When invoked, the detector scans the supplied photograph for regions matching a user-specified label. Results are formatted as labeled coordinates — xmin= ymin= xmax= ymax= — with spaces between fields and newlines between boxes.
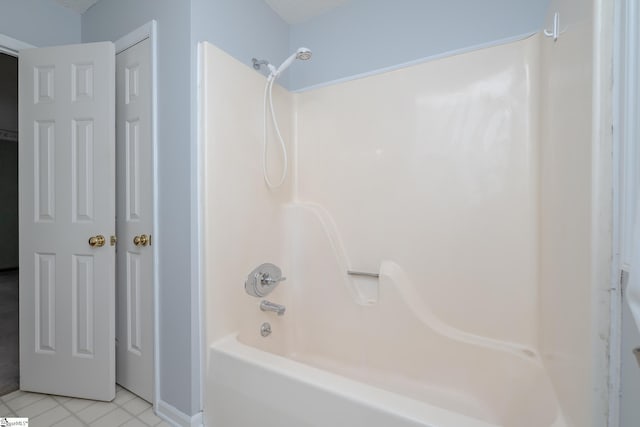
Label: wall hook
xmin=544 ymin=12 xmax=561 ymax=42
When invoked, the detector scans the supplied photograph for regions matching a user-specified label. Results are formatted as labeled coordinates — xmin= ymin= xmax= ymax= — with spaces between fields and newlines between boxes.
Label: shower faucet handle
xmin=245 ymin=263 xmax=286 ymax=298
xmin=260 ymin=273 xmax=286 ymax=285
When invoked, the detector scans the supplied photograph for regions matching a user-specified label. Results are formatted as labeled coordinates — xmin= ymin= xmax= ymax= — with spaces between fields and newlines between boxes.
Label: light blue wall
xmin=191 ymin=0 xmax=289 ymax=85
xmin=0 ymin=0 xmax=80 ymax=46
xmin=289 ymin=0 xmax=550 ymax=90
xmin=81 ymin=0 xmax=196 ymax=416
xmin=188 ymin=0 xmax=550 ymax=91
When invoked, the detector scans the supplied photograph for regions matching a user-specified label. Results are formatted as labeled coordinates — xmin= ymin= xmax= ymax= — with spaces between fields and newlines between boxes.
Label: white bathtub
xmin=208 ymin=335 xmax=497 ymax=427
xmin=207 ymin=327 xmax=563 ymax=427
xmin=206 ymin=282 xmax=565 ymax=427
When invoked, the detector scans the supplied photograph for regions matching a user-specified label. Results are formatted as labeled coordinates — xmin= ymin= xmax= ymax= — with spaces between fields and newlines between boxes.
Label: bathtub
xmin=207 ymin=324 xmax=563 ymax=427
xmin=206 ymin=265 xmax=565 ymax=426
xmin=204 ymin=204 xmax=566 ymax=427
xmin=208 ymin=334 xmax=497 ymax=427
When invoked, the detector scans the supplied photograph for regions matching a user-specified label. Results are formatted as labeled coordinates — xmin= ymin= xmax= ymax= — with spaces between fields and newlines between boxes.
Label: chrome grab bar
xmin=347 ymin=270 xmax=379 ymax=278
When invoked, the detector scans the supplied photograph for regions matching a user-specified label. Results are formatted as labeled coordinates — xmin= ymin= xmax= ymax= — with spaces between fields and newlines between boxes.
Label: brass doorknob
xmin=133 ymin=234 xmax=148 ymax=247
xmin=88 ymin=235 xmax=106 ymax=248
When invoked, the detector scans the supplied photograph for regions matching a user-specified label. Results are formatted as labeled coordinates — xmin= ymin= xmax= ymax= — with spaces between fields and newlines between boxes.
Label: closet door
xmin=19 ymin=42 xmax=116 ymax=401
xmin=116 ymin=37 xmax=154 ymax=403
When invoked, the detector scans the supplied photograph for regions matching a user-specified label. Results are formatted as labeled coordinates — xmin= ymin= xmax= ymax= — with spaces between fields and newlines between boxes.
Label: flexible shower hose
xmin=262 ymin=75 xmax=288 ymax=188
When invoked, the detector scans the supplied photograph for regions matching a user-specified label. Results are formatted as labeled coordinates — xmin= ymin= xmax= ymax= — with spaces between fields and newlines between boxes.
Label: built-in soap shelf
xmin=346 ymin=269 xmax=379 ymax=305
xmin=288 ymin=202 xmax=381 ymax=306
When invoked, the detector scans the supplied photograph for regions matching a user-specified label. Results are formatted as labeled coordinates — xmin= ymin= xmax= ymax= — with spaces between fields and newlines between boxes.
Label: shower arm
xmin=252 ymin=58 xmax=269 ymax=70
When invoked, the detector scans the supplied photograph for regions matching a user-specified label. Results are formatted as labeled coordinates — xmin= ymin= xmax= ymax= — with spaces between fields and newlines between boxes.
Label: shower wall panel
xmin=200 ymin=43 xmax=294 ymax=345
xmin=538 ymin=0 xmax=610 ymax=425
xmin=295 ymin=36 xmax=540 ymax=349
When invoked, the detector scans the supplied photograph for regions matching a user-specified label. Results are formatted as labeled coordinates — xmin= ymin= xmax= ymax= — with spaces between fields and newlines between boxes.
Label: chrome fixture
xmin=270 ymin=47 xmax=312 ymax=79
xmin=347 ymin=270 xmax=379 ymax=278
xmin=295 ymin=48 xmax=312 ymax=61
xmin=245 ymin=263 xmax=286 ymax=297
xmin=260 ymin=322 xmax=272 ymax=337
xmin=252 ymin=58 xmax=270 ymax=70
xmin=260 ymin=300 xmax=286 ymax=316
xmin=252 ymin=47 xmax=312 ymax=79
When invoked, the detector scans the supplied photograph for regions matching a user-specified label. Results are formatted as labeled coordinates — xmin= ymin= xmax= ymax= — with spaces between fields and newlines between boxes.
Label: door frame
xmin=610 ymin=0 xmax=640 ymax=425
xmin=114 ymin=21 xmax=159 ymax=409
xmin=0 ymin=34 xmax=34 ymax=56
xmin=0 ymin=21 xmax=159 ymax=407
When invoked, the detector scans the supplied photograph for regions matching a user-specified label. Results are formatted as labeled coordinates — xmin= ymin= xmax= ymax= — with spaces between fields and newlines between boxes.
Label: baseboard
xmin=156 ymin=399 xmax=203 ymax=427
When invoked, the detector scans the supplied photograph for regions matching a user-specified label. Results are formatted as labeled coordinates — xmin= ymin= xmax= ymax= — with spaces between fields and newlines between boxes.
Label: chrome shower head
xmin=273 ymin=47 xmax=313 ymax=78
xmin=295 ymin=48 xmax=312 ymax=61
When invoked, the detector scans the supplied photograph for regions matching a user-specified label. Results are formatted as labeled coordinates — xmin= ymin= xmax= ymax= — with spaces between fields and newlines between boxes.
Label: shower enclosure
xmin=199 ymin=1 xmax=613 ymax=425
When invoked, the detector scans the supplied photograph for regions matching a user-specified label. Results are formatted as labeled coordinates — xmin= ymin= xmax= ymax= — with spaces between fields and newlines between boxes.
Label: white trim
xmin=115 ymin=21 xmax=155 ymax=54
xmin=194 ymin=43 xmax=206 ymax=420
xmin=149 ymin=20 xmax=161 ymax=416
xmin=156 ymin=399 xmax=203 ymax=427
xmin=114 ymin=20 xmax=160 ymax=408
xmin=591 ymin=0 xmax=615 ymax=426
xmin=0 ymin=33 xmax=35 ymax=56
xmin=618 ymin=0 xmax=639 ymax=273
xmin=611 ymin=0 xmax=640 ymax=425
xmin=609 ymin=2 xmax=624 ymax=426
xmin=290 ymin=31 xmax=537 ymax=93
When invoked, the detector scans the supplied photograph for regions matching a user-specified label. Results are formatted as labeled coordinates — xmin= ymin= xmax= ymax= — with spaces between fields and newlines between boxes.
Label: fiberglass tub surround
xmin=202 ymin=32 xmax=572 ymax=427
xmin=229 ymin=204 xmax=563 ymax=427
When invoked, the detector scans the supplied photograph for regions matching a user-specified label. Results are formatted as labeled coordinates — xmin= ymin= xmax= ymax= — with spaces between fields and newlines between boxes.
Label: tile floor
xmin=0 ymin=385 xmax=171 ymax=427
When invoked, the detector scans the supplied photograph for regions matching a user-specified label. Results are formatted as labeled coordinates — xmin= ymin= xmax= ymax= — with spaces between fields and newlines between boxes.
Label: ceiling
xmin=54 ymin=0 xmax=99 ymax=14
xmin=264 ymin=0 xmax=350 ymax=24
xmin=54 ymin=0 xmax=349 ymax=24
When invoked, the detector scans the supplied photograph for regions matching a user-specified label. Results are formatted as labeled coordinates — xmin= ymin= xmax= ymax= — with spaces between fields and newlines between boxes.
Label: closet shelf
xmin=0 ymin=129 xmax=18 ymax=142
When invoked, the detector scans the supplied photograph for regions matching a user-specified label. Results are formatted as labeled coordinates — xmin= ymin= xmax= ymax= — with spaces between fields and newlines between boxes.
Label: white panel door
xmin=116 ymin=38 xmax=154 ymax=402
xmin=19 ymin=42 xmax=116 ymax=401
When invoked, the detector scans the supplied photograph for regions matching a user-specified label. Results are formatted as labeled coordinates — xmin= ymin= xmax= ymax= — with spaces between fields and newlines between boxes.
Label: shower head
xmin=295 ymin=47 xmax=312 ymax=61
xmin=272 ymin=47 xmax=312 ymax=78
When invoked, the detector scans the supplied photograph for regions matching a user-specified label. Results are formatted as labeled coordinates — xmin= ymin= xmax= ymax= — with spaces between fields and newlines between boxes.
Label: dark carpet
xmin=0 ymin=269 xmax=19 ymax=396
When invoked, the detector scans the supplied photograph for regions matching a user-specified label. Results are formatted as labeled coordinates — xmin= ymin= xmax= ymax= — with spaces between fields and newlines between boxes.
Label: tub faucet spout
xmin=260 ymin=300 xmax=286 ymax=316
